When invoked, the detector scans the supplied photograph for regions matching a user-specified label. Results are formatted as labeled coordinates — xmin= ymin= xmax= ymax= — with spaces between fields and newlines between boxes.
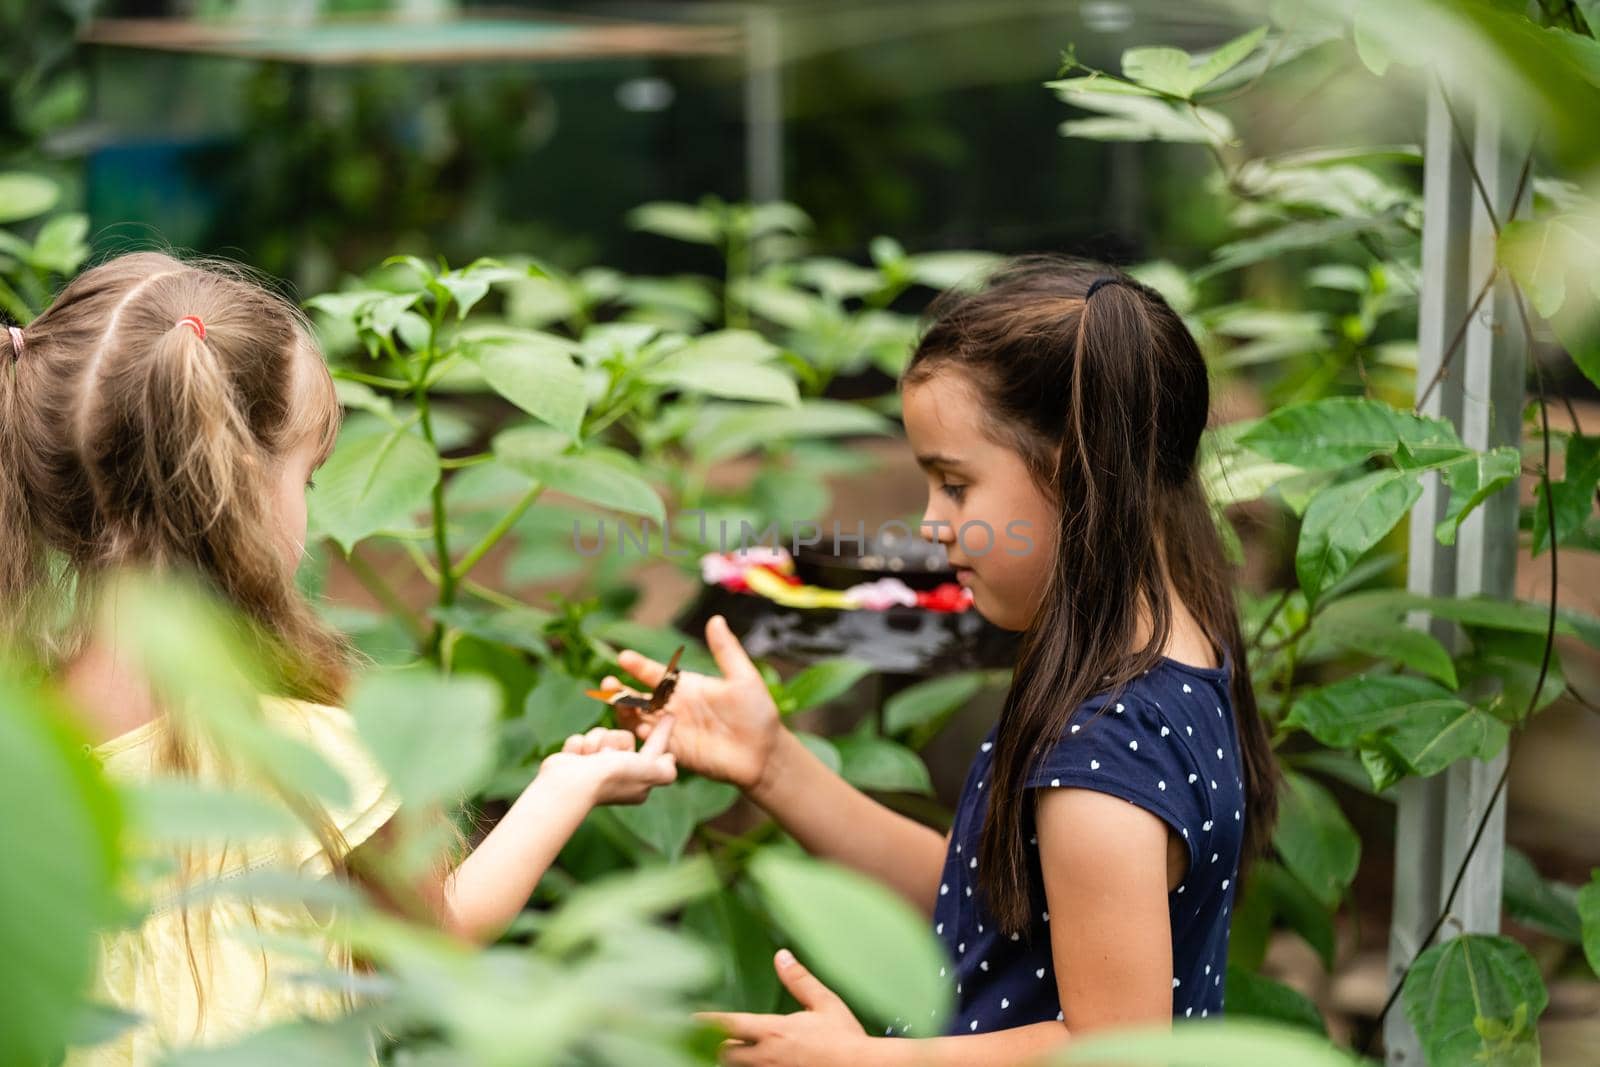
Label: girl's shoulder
xmin=257 ymin=695 xmax=402 ymax=873
xmin=1025 ymin=661 xmax=1236 ymax=813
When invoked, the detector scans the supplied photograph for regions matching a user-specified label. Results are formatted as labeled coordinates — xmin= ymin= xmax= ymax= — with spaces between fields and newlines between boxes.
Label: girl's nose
xmin=919 ymin=509 xmax=956 ymax=544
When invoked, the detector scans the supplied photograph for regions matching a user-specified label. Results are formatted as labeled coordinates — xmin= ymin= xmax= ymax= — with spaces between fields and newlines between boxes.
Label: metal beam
xmin=1385 ymin=82 xmax=1530 ymax=1064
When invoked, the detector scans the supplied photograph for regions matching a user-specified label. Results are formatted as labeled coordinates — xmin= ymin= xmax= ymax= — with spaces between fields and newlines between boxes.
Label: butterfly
xmin=584 ymin=644 xmax=685 ymax=714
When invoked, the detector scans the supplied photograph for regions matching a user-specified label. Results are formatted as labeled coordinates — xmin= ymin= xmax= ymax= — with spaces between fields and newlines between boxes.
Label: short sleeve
xmin=259 ymin=697 xmax=402 ymax=876
xmin=1024 ymin=696 xmax=1205 ymax=865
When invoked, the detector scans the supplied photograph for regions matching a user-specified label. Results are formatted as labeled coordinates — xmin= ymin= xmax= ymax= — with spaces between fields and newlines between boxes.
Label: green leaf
xmin=1201 ymin=210 xmax=1408 ymax=278
xmin=472 ymin=334 xmax=588 ymax=439
xmin=1190 ymin=27 xmax=1270 ymax=93
xmin=0 ymin=172 xmax=60 ymax=223
xmin=903 ymin=251 xmax=1003 ymax=291
xmin=160 ymin=1017 xmax=378 ymax=1067
xmin=1402 ymin=934 xmax=1547 ymax=1067
xmin=308 ymin=426 xmax=440 ymax=553
xmin=1272 ymin=771 xmax=1360 ymax=908
xmin=521 ymin=669 xmax=607 ymax=751
xmin=642 ymin=330 xmax=799 ymax=406
xmin=1054 ymin=82 xmax=1236 ymax=145
xmin=1259 ymin=861 xmax=1339 ymax=970
xmin=776 ymin=658 xmax=874 ymax=714
xmin=1498 ymin=214 xmax=1600 ymax=319
xmin=1321 ymin=591 xmax=1579 ymax=640
xmin=1305 ymin=608 xmax=1457 ymax=687
xmin=499 ymin=449 xmax=665 ymax=527
xmin=350 ymin=666 xmax=499 ymax=807
xmin=1437 ymin=447 xmax=1522 ymax=546
xmin=1454 ymin=629 xmax=1568 ymax=721
xmin=1579 ymin=872 xmax=1600 ymax=978
xmin=835 ymin=735 xmax=934 ymax=795
xmin=794 ymin=732 xmax=843 ymax=774
xmin=1239 ymin=397 xmax=1468 ymax=470
xmin=1223 ymin=965 xmax=1326 ymax=1034
xmin=614 ymin=781 xmax=736 ymax=862
xmin=628 ymin=201 xmax=720 ymax=245
xmin=0 ymin=678 xmax=123 ymax=1064
xmin=1122 ymin=46 xmax=1201 ymax=96
xmin=747 ymin=850 xmax=953 ymax=1031
xmin=123 ymin=780 xmax=300 ymax=844
xmin=435 ymin=272 xmax=489 ymax=321
xmin=1502 ymin=846 xmax=1582 ymax=944
xmin=1120 ymin=28 xmax=1265 ymax=99
xmin=539 ymin=855 xmax=719 ymax=956
xmin=1532 ymin=434 xmax=1600 ymax=555
xmin=29 ymin=213 xmax=90 ymax=275
xmin=682 ymin=887 xmax=782 ymax=1013
xmin=111 ymin=576 xmax=353 ymax=806
xmin=1059 ymin=1018 xmax=1363 ymax=1066
xmin=689 ymin=400 xmax=894 ymax=463
xmin=1295 ymin=469 xmax=1421 ymax=603
xmin=1283 ymin=674 xmax=1502 ymax=788
xmin=883 ymin=672 xmax=985 ymax=737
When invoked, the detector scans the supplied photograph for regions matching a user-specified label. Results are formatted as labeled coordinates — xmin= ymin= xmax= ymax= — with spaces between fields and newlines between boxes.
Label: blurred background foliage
xmin=5 ymin=1 xmax=1600 ymax=1065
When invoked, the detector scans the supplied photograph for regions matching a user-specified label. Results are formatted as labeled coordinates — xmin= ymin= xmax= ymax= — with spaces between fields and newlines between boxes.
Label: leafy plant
xmin=1052 ymin=4 xmax=1600 ymax=1059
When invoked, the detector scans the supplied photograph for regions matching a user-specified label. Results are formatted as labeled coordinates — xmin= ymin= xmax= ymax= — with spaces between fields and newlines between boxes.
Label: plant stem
xmin=343 ymin=549 xmax=427 ymax=643
xmin=331 ymin=368 xmax=411 ymax=390
xmin=463 ymin=579 xmax=528 ymax=613
xmin=440 ymin=452 xmax=493 ymax=470
xmin=453 ymin=484 xmax=546 ymax=586
xmin=400 ymin=539 xmax=441 ymax=585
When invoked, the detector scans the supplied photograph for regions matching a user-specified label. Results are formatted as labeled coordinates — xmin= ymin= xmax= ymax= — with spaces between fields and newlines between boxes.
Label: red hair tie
xmin=176 ymin=315 xmax=207 ymax=340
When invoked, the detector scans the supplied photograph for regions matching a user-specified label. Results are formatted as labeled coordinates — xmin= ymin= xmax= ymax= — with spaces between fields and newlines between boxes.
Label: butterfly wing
xmin=648 ymin=645 xmax=686 ymax=713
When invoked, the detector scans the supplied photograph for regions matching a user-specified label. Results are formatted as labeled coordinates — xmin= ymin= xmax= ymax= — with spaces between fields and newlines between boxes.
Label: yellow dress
xmin=65 ymin=698 xmax=402 ymax=1066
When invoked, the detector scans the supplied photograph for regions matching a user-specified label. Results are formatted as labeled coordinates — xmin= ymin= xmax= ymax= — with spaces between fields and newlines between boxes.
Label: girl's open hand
xmin=697 ymin=949 xmax=870 ymax=1067
xmin=602 ymin=615 xmax=782 ymax=794
xmin=538 ymin=716 xmax=678 ymax=805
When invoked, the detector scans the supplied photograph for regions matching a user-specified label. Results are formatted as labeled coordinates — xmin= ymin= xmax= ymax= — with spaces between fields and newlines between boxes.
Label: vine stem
xmin=1365 ymin=280 xmax=1561 ymax=1054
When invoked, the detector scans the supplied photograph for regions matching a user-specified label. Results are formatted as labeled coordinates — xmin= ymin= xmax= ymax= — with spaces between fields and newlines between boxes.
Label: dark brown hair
xmin=902 ymin=254 xmax=1278 ymax=935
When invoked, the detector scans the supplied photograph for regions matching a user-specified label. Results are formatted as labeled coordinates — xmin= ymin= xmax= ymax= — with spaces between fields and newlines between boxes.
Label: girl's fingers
xmin=696 ymin=1011 xmax=764 ymax=1043
xmin=562 ymin=734 xmax=584 ymax=753
xmin=705 ymin=614 xmax=761 ymax=683
xmin=598 ymin=729 xmax=636 ymax=751
xmin=615 ymin=649 xmax=666 ymax=687
xmin=639 ymin=714 xmax=675 ymax=758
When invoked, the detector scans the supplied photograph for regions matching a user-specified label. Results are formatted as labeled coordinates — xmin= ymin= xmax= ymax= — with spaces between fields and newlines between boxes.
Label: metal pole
xmin=1385 ymin=82 xmax=1530 ymax=1064
xmin=743 ymin=4 xmax=783 ymax=204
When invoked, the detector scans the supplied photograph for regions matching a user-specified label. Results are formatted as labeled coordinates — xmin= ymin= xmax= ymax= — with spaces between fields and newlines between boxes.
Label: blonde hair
xmin=0 ymin=250 xmax=359 ymax=1030
xmin=0 ymin=250 xmax=349 ymax=699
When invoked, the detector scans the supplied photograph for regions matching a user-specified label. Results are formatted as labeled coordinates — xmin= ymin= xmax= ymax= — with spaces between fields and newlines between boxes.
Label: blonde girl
xmin=0 ymin=252 xmax=678 ymax=1064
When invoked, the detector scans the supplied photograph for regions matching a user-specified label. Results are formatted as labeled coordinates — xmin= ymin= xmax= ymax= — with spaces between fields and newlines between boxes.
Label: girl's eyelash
xmin=941 ymin=483 xmax=966 ymax=502
xmin=306 ymin=479 xmax=318 ymax=491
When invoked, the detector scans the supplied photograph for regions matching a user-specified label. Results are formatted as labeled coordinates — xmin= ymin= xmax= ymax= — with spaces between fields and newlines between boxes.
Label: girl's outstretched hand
xmin=602 ymin=615 xmax=783 ymax=794
xmin=539 ymin=716 xmax=678 ymax=805
xmin=697 ymin=949 xmax=869 ymax=1067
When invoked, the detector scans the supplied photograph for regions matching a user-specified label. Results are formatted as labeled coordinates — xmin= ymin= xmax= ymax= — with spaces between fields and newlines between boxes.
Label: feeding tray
xmin=679 ymin=531 xmax=1020 ymax=676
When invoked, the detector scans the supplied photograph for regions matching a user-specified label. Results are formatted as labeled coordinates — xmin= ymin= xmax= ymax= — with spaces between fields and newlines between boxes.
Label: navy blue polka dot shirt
xmin=915 ymin=650 xmax=1245 ymax=1036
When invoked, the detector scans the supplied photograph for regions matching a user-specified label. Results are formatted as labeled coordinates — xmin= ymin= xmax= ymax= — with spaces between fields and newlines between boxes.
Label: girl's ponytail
xmin=132 ymin=315 xmax=254 ymax=548
xmin=0 ymin=325 xmax=41 ymax=638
